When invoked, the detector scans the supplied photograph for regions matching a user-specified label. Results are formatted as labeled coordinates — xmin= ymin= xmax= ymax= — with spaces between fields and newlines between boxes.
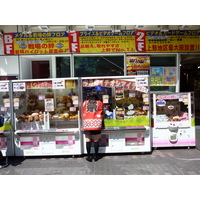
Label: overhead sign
xmin=79 ymin=30 xmax=136 ymax=53
xmin=3 ymin=32 xmax=69 ymax=55
xmin=68 ymin=31 xmax=80 ymax=53
xmin=146 ymin=30 xmax=200 ymax=52
xmin=3 ymin=30 xmax=200 ymax=54
xmin=135 ymin=30 xmax=146 ymax=52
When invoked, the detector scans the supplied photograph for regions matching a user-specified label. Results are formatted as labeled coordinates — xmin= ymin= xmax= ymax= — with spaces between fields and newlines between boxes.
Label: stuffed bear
xmin=27 ymin=94 xmax=38 ymax=111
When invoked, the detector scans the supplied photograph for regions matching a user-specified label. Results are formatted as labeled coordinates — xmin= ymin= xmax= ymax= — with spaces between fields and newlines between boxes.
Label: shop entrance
xmin=180 ymin=54 xmax=200 ymax=125
xmin=32 ymin=61 xmax=50 ymax=79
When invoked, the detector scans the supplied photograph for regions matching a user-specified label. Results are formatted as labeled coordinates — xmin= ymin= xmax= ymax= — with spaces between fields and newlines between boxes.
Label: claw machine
xmin=0 ymin=81 xmax=13 ymax=158
xmin=13 ymin=78 xmax=82 ymax=156
xmin=81 ymin=76 xmax=151 ymax=154
xmin=152 ymin=92 xmax=195 ymax=147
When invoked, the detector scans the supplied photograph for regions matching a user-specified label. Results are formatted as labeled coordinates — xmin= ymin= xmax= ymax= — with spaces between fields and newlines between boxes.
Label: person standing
xmin=83 ymin=89 xmax=104 ymax=162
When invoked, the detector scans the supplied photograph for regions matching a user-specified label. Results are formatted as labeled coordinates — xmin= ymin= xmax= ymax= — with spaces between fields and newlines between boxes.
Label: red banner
xmin=3 ymin=33 xmax=14 ymax=55
xmin=135 ymin=30 xmax=146 ymax=52
xmin=68 ymin=31 xmax=80 ymax=53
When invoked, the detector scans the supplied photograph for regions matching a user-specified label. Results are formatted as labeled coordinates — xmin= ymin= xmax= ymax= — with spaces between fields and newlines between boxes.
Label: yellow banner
xmin=79 ymin=30 xmax=136 ymax=53
xmin=13 ymin=32 xmax=69 ymax=54
xmin=146 ymin=30 xmax=200 ymax=52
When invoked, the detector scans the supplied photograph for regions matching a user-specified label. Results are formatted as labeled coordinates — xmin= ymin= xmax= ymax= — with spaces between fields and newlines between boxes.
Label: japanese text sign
xmin=79 ymin=30 xmax=136 ymax=53
xmin=3 ymin=32 xmax=69 ymax=55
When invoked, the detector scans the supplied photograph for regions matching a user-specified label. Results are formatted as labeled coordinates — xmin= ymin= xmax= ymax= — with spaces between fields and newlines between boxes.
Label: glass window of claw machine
xmin=0 ymin=81 xmax=12 ymax=157
xmin=81 ymin=76 xmax=151 ymax=154
xmin=13 ymin=78 xmax=81 ymax=156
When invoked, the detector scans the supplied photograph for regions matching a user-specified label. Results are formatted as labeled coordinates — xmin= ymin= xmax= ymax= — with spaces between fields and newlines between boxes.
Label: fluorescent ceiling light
xmin=135 ymin=25 xmax=145 ymax=29
xmin=38 ymin=26 xmax=49 ymax=32
xmin=86 ymin=25 xmax=95 ymax=31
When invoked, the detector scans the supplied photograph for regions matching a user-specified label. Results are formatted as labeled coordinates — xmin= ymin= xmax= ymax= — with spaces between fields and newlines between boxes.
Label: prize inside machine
xmin=13 ymin=79 xmax=81 ymax=156
xmin=0 ymin=84 xmax=12 ymax=156
xmin=153 ymin=93 xmax=195 ymax=147
xmin=82 ymin=77 xmax=151 ymax=153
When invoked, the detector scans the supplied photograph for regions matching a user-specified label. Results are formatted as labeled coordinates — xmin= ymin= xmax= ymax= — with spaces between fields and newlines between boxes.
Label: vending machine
xmin=152 ymin=92 xmax=195 ymax=147
xmin=81 ymin=76 xmax=151 ymax=154
xmin=13 ymin=78 xmax=82 ymax=156
xmin=0 ymin=81 xmax=13 ymax=157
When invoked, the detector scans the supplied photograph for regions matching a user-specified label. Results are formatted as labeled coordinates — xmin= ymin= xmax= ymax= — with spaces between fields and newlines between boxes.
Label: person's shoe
xmin=86 ymin=156 xmax=93 ymax=162
xmin=93 ymin=155 xmax=99 ymax=162
xmin=0 ymin=163 xmax=9 ymax=169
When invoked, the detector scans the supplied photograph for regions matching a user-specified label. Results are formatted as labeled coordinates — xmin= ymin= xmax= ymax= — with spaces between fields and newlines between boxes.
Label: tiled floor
xmin=1 ymin=127 xmax=200 ymax=175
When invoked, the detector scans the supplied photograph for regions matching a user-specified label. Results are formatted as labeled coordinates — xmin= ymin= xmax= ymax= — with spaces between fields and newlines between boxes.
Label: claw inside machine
xmin=13 ymin=78 xmax=82 ymax=156
xmin=81 ymin=76 xmax=151 ymax=154
xmin=152 ymin=92 xmax=195 ymax=147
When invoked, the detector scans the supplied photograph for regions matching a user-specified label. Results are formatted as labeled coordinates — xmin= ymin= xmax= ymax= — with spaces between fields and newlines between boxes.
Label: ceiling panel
xmin=1 ymin=25 xmax=200 ymax=33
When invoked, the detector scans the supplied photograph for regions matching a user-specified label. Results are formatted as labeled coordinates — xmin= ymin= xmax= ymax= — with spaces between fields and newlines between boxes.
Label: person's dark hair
xmin=87 ymin=89 xmax=99 ymax=101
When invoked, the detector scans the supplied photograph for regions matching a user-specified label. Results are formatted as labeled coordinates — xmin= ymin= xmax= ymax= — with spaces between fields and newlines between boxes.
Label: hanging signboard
xmin=26 ymin=81 xmax=52 ymax=89
xmin=82 ymin=78 xmax=148 ymax=93
xmin=79 ymin=30 xmax=136 ymax=53
xmin=146 ymin=30 xmax=200 ymax=52
xmin=3 ymin=30 xmax=200 ymax=54
xmin=68 ymin=31 xmax=80 ymax=53
xmin=135 ymin=30 xmax=146 ymax=52
xmin=3 ymin=32 xmax=69 ymax=55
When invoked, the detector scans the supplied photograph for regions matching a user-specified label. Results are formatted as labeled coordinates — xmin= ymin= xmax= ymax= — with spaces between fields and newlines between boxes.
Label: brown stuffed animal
xmin=27 ymin=94 xmax=38 ymax=111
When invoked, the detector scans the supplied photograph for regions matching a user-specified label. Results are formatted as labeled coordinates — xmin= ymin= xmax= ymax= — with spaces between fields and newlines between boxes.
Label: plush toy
xmin=31 ymin=112 xmax=39 ymax=122
xmin=55 ymin=96 xmax=66 ymax=113
xmin=64 ymin=96 xmax=73 ymax=110
xmin=27 ymin=94 xmax=38 ymax=111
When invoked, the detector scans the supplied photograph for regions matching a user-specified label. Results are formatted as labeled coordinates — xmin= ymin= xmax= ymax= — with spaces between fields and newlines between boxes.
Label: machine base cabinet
xmin=0 ymin=134 xmax=13 ymax=156
xmin=153 ymin=127 xmax=195 ymax=147
xmin=14 ymin=133 xmax=82 ymax=156
xmin=83 ymin=130 xmax=151 ymax=154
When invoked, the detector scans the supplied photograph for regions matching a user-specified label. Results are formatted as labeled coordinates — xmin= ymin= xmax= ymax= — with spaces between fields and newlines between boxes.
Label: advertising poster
xmin=13 ymin=98 xmax=19 ymax=107
xmin=150 ymin=76 xmax=163 ymax=86
xmin=115 ymin=86 xmax=124 ymax=100
xmin=163 ymin=67 xmax=176 ymax=85
xmin=116 ymin=108 xmax=125 ymax=120
xmin=3 ymin=99 xmax=10 ymax=107
xmin=126 ymin=55 xmax=150 ymax=76
xmin=145 ymin=30 xmax=200 ymax=52
xmin=150 ymin=67 xmax=176 ymax=86
xmin=45 ymin=98 xmax=54 ymax=112
xmin=79 ymin=30 xmax=136 ymax=53
xmin=150 ymin=67 xmax=164 ymax=86
xmin=3 ymin=32 xmax=69 ymax=55
xmin=102 ymin=95 xmax=109 ymax=104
